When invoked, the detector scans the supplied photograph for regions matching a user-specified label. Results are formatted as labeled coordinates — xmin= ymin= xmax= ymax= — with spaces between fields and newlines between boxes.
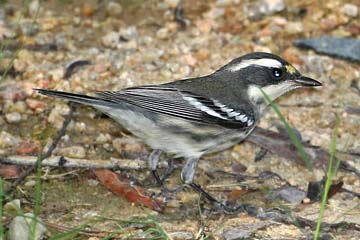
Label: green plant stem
xmin=0 ymin=177 xmax=3 ymax=239
xmin=260 ymin=88 xmax=314 ymax=172
xmin=313 ymin=122 xmax=338 ymax=240
xmin=30 ymin=157 xmax=43 ymax=240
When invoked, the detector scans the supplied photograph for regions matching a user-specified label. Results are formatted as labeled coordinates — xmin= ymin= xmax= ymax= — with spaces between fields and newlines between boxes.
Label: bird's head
xmin=217 ymin=52 xmax=321 ymax=108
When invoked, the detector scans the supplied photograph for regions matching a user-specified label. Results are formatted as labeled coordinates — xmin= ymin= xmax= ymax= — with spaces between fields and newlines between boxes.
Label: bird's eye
xmin=273 ymin=68 xmax=283 ymax=77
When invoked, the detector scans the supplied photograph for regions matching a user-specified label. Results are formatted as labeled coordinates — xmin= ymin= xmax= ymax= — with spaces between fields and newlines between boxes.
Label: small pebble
xmin=4 ymin=199 xmax=21 ymax=214
xmin=19 ymin=21 xmax=39 ymax=36
xmin=182 ymin=54 xmax=197 ymax=67
xmin=24 ymin=180 xmax=37 ymax=187
xmin=168 ymin=232 xmax=194 ymax=240
xmin=8 ymin=101 xmax=27 ymax=113
xmin=95 ymin=133 xmax=111 ymax=144
xmin=106 ymin=1 xmax=122 ymax=17
xmin=58 ymin=146 xmax=86 ymax=159
xmin=87 ymin=179 xmax=99 ymax=186
xmin=5 ymin=112 xmax=22 ymax=123
xmin=81 ymin=3 xmax=96 ymax=17
xmin=47 ymin=104 xmax=70 ymax=129
xmin=285 ymin=21 xmax=304 ymax=34
xmin=195 ymin=19 xmax=213 ymax=34
xmin=16 ymin=140 xmax=40 ymax=155
xmin=0 ymin=131 xmax=21 ymax=148
xmin=119 ymin=26 xmax=138 ymax=40
xmin=9 ymin=213 xmax=47 ymax=240
xmin=165 ymin=0 xmax=180 ymax=8
xmin=101 ymin=31 xmax=119 ymax=48
xmin=263 ymin=0 xmax=285 ymax=14
xmin=26 ymin=99 xmax=46 ymax=111
xmin=341 ymin=3 xmax=358 ymax=18
xmin=195 ymin=48 xmax=210 ymax=61
xmin=243 ymin=2 xmax=265 ymax=21
xmin=28 ymin=0 xmax=41 ymax=17
xmin=156 ymin=28 xmax=170 ymax=40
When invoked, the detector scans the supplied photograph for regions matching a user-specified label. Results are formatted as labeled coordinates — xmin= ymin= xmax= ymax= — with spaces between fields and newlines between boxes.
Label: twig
xmin=64 ymin=60 xmax=92 ymax=79
xmin=43 ymin=220 xmax=115 ymax=238
xmin=242 ymin=206 xmax=360 ymax=233
xmin=279 ymin=102 xmax=323 ymax=108
xmin=4 ymin=103 xmax=74 ymax=195
xmin=350 ymin=79 xmax=360 ymax=96
xmin=174 ymin=1 xmax=188 ymax=29
xmin=345 ymin=106 xmax=360 ymax=115
xmin=0 ymin=155 xmax=168 ymax=170
xmin=5 ymin=42 xmax=58 ymax=52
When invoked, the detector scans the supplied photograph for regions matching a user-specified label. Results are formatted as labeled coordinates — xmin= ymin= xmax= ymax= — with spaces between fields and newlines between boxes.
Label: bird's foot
xmin=151 ymin=158 xmax=177 ymax=187
xmin=161 ymin=185 xmax=185 ymax=200
xmin=212 ymin=202 xmax=257 ymax=215
xmin=189 ymin=182 xmax=257 ymax=215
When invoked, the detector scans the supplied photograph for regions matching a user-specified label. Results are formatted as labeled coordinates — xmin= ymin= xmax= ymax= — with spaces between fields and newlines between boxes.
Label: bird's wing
xmin=96 ymin=86 xmax=254 ymax=129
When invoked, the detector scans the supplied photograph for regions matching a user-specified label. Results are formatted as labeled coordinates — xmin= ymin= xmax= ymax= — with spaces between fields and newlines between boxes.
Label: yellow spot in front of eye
xmin=285 ymin=65 xmax=296 ymax=74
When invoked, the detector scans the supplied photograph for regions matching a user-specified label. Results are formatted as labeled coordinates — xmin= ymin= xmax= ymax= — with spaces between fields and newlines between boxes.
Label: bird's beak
xmin=294 ymin=76 xmax=322 ymax=87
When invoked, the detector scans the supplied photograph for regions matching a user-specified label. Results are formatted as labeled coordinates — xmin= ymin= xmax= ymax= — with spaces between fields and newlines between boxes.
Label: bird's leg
xmin=148 ymin=149 xmax=163 ymax=186
xmin=161 ymin=158 xmax=176 ymax=182
xmin=181 ymin=157 xmax=222 ymax=206
xmin=181 ymin=157 xmax=248 ymax=214
xmin=148 ymin=150 xmax=183 ymax=198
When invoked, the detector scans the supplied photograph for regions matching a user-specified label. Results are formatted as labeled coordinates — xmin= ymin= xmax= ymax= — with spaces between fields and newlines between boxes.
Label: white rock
xmin=4 ymin=199 xmax=21 ymax=214
xmin=28 ymin=0 xmax=41 ymax=17
xmin=102 ymin=31 xmax=120 ymax=48
xmin=96 ymin=133 xmax=110 ymax=144
xmin=47 ymin=104 xmax=70 ymax=129
xmin=58 ymin=146 xmax=86 ymax=158
xmin=165 ymin=0 xmax=180 ymax=8
xmin=156 ymin=28 xmax=170 ymax=40
xmin=5 ymin=112 xmax=22 ymax=123
xmin=106 ymin=1 xmax=123 ymax=17
xmin=24 ymin=180 xmax=37 ymax=187
xmin=9 ymin=213 xmax=47 ymax=240
xmin=341 ymin=3 xmax=358 ymax=17
xmin=263 ymin=0 xmax=285 ymax=14
xmin=119 ymin=26 xmax=138 ymax=40
xmin=168 ymin=232 xmax=194 ymax=240
xmin=216 ymin=0 xmax=233 ymax=7
xmin=285 ymin=21 xmax=304 ymax=34
xmin=0 ymin=131 xmax=21 ymax=148
xmin=87 ymin=179 xmax=99 ymax=186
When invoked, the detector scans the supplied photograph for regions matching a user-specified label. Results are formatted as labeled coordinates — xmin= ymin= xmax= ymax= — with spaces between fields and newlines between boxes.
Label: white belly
xmin=95 ymin=105 xmax=252 ymax=158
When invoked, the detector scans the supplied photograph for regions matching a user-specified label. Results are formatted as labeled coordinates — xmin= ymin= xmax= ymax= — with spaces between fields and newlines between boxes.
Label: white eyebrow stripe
xmin=227 ymin=58 xmax=283 ymax=72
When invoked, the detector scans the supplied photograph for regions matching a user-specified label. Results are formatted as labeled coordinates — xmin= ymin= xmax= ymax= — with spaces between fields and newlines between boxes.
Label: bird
xmin=36 ymin=52 xmax=321 ymax=212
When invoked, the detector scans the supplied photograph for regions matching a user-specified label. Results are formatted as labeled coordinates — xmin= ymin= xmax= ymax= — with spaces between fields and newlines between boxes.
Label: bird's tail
xmin=35 ymin=89 xmax=111 ymax=107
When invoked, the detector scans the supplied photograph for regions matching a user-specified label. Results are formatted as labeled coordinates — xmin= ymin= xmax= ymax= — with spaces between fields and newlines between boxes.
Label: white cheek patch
xmin=248 ymin=82 xmax=300 ymax=103
xmin=227 ymin=58 xmax=283 ymax=72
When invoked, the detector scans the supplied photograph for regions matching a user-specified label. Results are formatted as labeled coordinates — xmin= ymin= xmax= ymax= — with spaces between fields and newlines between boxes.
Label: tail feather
xmin=35 ymin=89 xmax=112 ymax=107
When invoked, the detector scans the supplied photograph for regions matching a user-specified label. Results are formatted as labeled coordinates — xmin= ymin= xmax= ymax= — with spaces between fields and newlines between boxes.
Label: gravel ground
xmin=0 ymin=0 xmax=359 ymax=239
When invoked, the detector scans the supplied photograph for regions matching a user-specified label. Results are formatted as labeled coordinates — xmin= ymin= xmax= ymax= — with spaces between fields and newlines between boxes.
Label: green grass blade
xmin=313 ymin=118 xmax=339 ymax=240
xmin=0 ymin=177 xmax=3 ymax=239
xmin=0 ymin=0 xmax=35 ymax=83
xmin=49 ymin=225 xmax=86 ymax=240
xmin=260 ymin=89 xmax=314 ymax=172
xmin=30 ymin=157 xmax=43 ymax=240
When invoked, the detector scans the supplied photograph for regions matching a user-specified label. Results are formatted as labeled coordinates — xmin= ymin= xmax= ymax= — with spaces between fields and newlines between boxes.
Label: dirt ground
xmin=0 ymin=0 xmax=359 ymax=239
